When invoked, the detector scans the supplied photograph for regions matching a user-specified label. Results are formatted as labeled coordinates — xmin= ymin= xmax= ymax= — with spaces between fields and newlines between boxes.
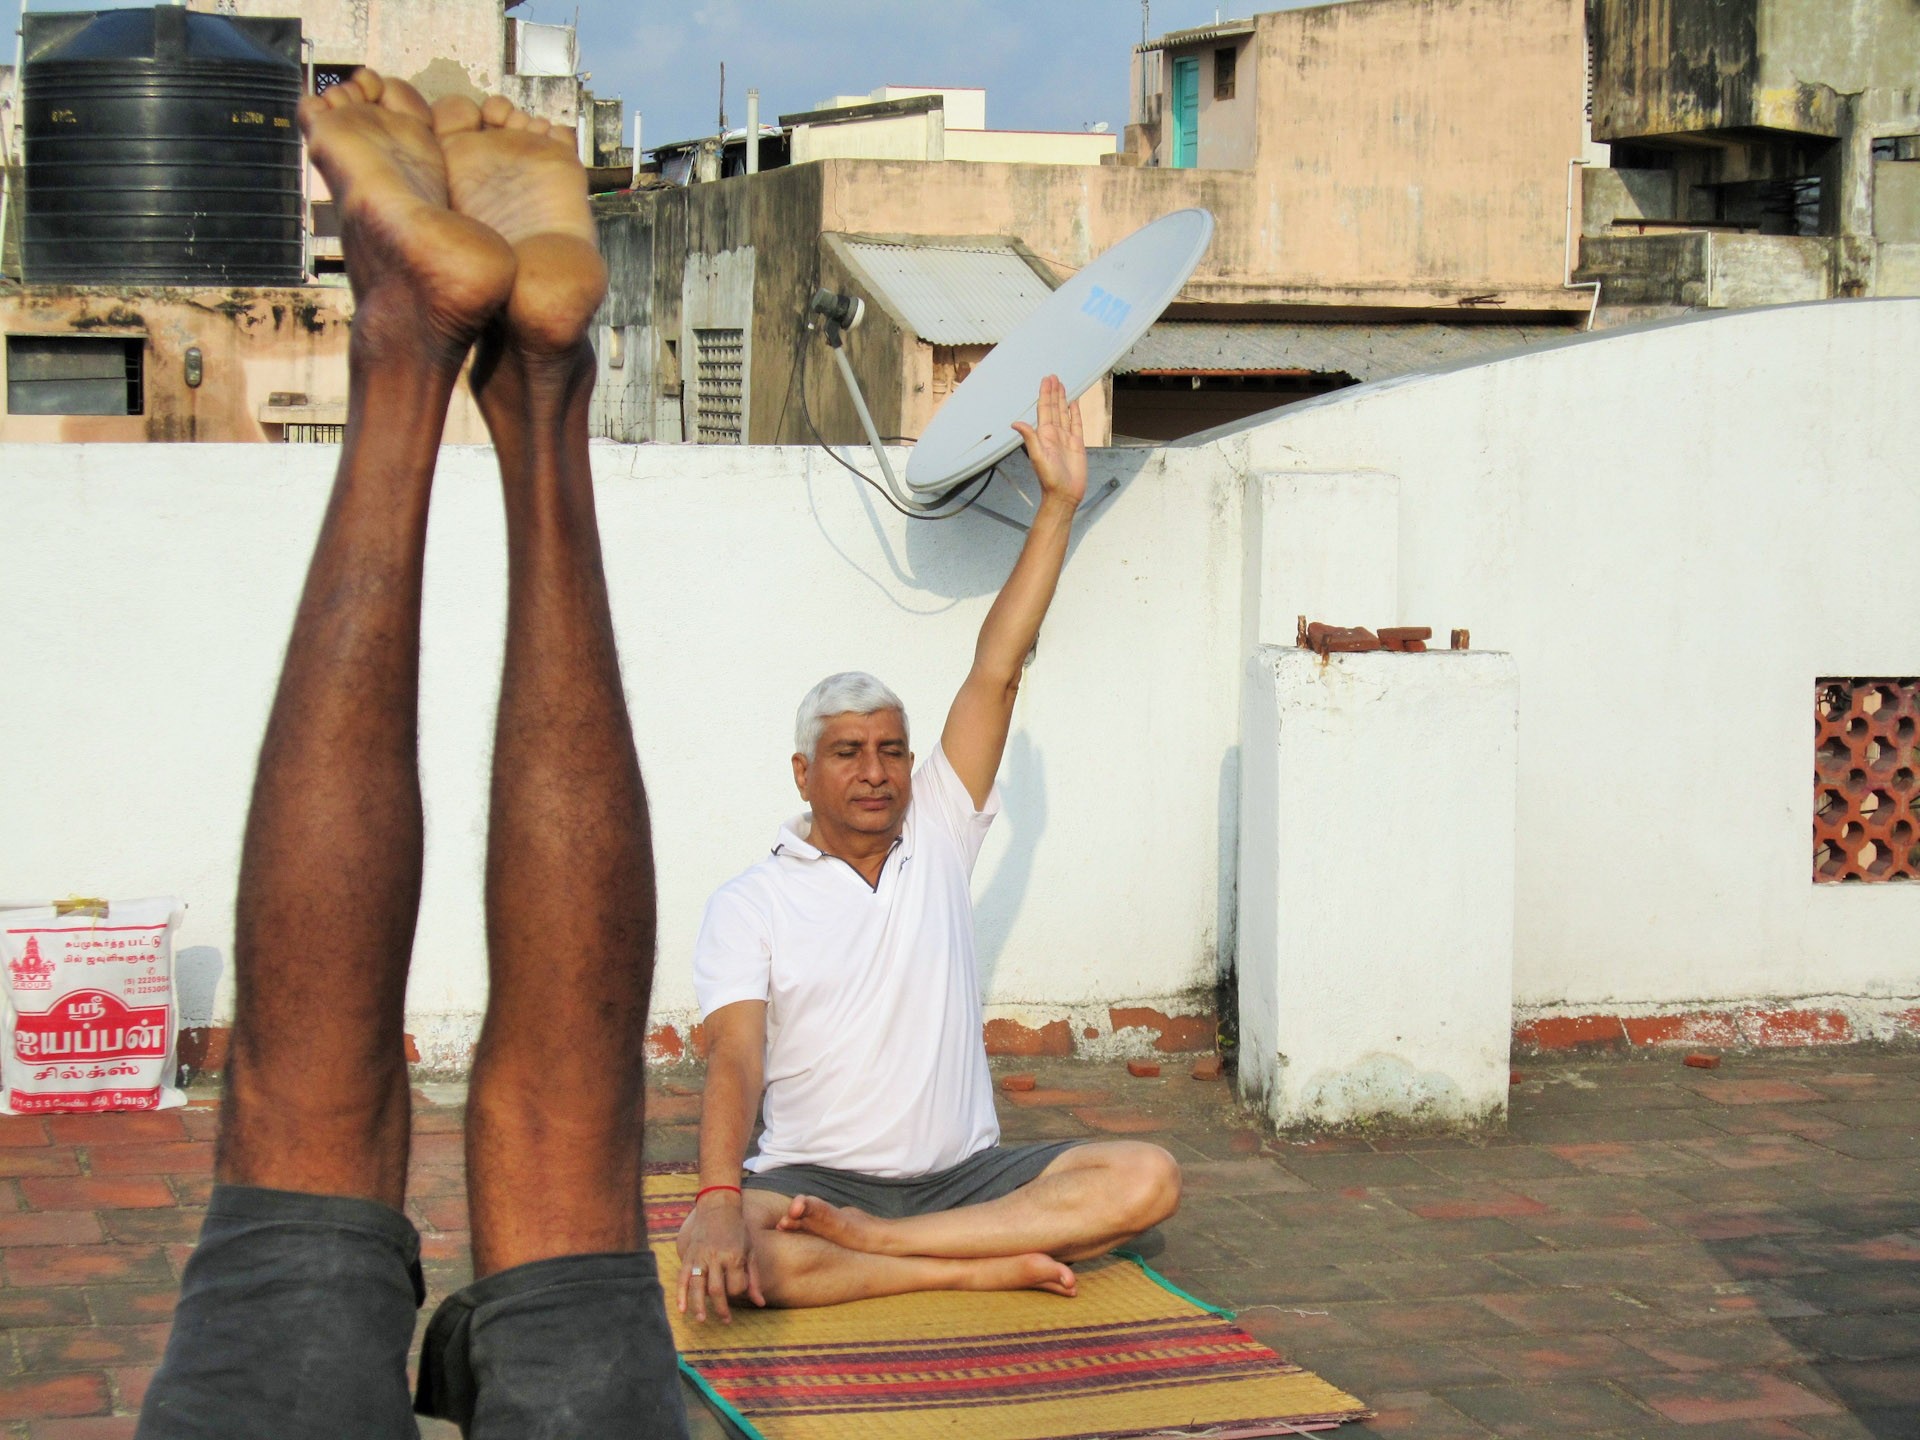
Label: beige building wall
xmin=1244 ymin=0 xmax=1587 ymax=301
xmin=0 ymin=288 xmax=486 ymax=443
xmin=943 ymin=130 xmax=1116 ymax=166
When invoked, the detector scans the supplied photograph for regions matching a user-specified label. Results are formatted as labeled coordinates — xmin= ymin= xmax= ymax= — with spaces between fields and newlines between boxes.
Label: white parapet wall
xmin=2 ymin=299 xmax=1917 ymax=1073
xmin=1238 ymin=647 xmax=1518 ymax=1129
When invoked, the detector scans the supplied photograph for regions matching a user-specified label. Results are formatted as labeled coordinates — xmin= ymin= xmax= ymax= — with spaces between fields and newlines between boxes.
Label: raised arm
xmin=939 ymin=375 xmax=1088 ymax=806
xmin=676 ymin=999 xmax=768 ymax=1322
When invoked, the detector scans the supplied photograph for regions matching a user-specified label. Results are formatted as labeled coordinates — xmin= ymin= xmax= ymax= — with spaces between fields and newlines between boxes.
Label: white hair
xmin=794 ymin=671 xmax=908 ymax=760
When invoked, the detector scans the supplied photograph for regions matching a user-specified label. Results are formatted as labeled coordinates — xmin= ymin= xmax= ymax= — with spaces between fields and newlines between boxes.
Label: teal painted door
xmin=1171 ymin=57 xmax=1199 ymax=168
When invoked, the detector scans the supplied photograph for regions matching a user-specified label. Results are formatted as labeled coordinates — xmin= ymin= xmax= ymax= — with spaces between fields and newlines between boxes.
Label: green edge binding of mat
xmin=1113 ymin=1248 xmax=1238 ymax=1319
xmin=678 ymin=1356 xmax=770 ymax=1440
xmin=678 ymin=1249 xmax=1237 ymax=1439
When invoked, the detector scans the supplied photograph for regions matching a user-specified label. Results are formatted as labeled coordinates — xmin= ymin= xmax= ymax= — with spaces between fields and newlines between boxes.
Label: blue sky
xmin=6 ymin=1 xmax=1340 ymax=146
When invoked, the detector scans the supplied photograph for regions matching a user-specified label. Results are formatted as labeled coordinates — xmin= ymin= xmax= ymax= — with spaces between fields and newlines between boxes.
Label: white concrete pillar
xmin=1237 ymin=646 xmax=1517 ymax=1130
xmin=745 ymin=90 xmax=760 ymax=174
xmin=1242 ymin=471 xmax=1399 ymax=653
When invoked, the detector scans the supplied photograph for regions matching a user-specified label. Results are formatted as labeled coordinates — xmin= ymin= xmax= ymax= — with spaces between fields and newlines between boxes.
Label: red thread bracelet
xmin=695 ymin=1184 xmax=743 ymax=1203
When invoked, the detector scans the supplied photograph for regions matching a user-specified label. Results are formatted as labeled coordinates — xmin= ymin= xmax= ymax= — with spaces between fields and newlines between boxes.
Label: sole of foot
xmin=297 ymin=70 xmax=515 ymax=352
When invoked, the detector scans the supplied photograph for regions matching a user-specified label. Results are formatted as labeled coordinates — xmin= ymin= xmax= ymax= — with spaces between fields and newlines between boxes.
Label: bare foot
xmin=432 ymin=94 xmax=608 ymax=358
xmin=964 ymin=1253 xmax=1078 ymax=1298
xmin=777 ymin=1194 xmax=894 ymax=1254
xmin=297 ymin=71 xmax=514 ymax=357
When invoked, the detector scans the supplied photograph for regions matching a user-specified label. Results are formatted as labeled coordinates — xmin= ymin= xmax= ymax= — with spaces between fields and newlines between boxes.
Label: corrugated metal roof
xmin=1136 ymin=19 xmax=1256 ymax=51
xmin=840 ymin=239 xmax=1054 ymax=345
xmin=1117 ymin=321 xmax=1577 ymax=381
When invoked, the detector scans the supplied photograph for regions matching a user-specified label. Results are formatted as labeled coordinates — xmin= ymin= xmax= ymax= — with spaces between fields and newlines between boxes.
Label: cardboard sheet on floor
xmin=645 ymin=1170 xmax=1371 ymax=1440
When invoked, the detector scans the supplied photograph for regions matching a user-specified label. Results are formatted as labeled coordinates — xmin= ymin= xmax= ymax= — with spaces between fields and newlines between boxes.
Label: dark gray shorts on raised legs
xmin=136 ymin=1184 xmax=690 ymax=1440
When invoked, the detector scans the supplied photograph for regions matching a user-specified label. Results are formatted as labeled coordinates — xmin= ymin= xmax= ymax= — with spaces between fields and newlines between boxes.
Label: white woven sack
xmin=1 ymin=897 xmax=186 ymax=1115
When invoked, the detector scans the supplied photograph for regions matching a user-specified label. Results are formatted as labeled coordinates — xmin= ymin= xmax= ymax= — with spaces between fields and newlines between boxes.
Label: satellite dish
xmin=904 ymin=208 xmax=1214 ymax=496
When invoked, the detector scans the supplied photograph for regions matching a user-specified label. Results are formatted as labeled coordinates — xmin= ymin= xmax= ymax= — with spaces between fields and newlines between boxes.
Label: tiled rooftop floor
xmin=2 ymin=1048 xmax=1917 ymax=1438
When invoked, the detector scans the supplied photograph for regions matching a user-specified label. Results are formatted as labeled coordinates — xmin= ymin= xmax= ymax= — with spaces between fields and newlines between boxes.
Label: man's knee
xmin=1100 ymin=1143 xmax=1181 ymax=1231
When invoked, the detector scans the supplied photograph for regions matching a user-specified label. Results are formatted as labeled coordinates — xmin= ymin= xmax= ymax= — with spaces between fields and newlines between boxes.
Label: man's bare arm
xmin=676 ymin=999 xmax=768 ymax=1322
xmin=940 ymin=376 xmax=1089 ymax=807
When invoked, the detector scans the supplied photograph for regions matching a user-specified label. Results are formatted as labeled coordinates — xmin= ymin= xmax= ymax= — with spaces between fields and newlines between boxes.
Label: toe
xmin=378 ymin=76 xmax=435 ymax=126
xmin=504 ymin=108 xmax=532 ymax=132
xmin=552 ymin=123 xmax=579 ymax=152
xmin=348 ymin=68 xmax=384 ymax=103
xmin=432 ymin=94 xmax=483 ymax=137
xmin=479 ymin=94 xmax=516 ymax=129
xmin=526 ymin=117 xmax=552 ymax=138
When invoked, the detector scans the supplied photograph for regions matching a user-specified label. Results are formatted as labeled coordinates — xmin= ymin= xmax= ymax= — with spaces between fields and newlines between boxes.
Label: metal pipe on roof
xmin=746 ymin=88 xmax=759 ymax=175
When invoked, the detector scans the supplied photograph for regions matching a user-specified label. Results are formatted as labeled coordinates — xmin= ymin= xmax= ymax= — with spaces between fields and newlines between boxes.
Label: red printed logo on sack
xmin=13 ymin=990 xmax=169 ymax=1062
xmin=7 ymin=936 xmax=55 ymax=992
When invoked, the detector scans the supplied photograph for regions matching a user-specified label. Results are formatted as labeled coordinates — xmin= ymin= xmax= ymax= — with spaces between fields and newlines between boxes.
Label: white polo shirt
xmin=692 ymin=744 xmax=1001 ymax=1179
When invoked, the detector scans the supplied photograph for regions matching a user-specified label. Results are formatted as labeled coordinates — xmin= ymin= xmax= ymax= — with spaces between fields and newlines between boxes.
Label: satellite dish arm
xmin=808 ymin=290 xmax=919 ymax=512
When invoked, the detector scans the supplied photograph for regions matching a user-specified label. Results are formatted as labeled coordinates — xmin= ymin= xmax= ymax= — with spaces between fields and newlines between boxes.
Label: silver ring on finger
xmin=690 ymin=1266 xmax=704 ymax=1277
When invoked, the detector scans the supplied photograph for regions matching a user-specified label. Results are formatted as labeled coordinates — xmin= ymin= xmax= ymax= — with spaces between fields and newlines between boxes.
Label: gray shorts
xmin=743 ymin=1140 xmax=1080 ymax=1218
xmin=136 ymin=1184 xmax=690 ymax=1440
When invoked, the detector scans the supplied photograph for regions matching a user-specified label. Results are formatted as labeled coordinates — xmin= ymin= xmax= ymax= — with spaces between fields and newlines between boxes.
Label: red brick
xmin=420 ymin=1231 xmax=469 ymax=1261
xmin=0 ymin=1290 xmax=93 ymax=1328
xmin=30 ymin=1418 xmax=141 ymax=1440
xmin=168 ymin=1176 xmax=213 ymax=1207
xmin=0 ymin=1210 xmax=104 ymax=1247
xmin=1005 ymin=1087 xmax=1111 ymax=1108
xmin=644 ymin=1023 xmax=685 ymax=1061
xmin=5 ymin=1245 xmax=172 ymax=1288
xmin=20 ymin=1177 xmax=177 ymax=1212
xmin=1404 ymin=1192 xmax=1548 ymax=1220
xmin=99 ymin=1208 xmax=205 ymax=1246
xmin=1741 ymin=1008 xmax=1852 ymax=1046
xmin=0 ymin=1115 xmax=52 ymax=1148
xmin=108 ymin=1365 xmax=151 ymax=1411
xmin=174 ymin=1026 xmax=229 ymax=1075
xmin=16 ymin=1323 xmax=170 ymax=1372
xmin=410 ymin=1193 xmax=469 ymax=1233
xmin=981 ymin=1018 xmax=1073 ymax=1057
xmin=1513 ymin=1014 xmax=1625 ymax=1051
xmin=1106 ymin=1006 xmax=1216 ymax=1053
xmin=1190 ymin=1056 xmax=1223 ymax=1081
xmin=1690 ymin=1078 xmax=1826 ymax=1106
xmin=404 ymin=1166 xmax=465 ymax=1199
xmin=84 ymin=1287 xmax=179 ymax=1326
xmin=408 ymin=1132 xmax=465 ymax=1166
xmin=642 ymin=1093 xmax=701 ymax=1124
xmin=998 ymin=1073 xmax=1037 ymax=1093
xmin=0 ymin=1373 xmax=111 ymax=1422
xmin=1070 ymin=1107 xmax=1171 ymax=1135
xmin=1126 ymin=1060 xmax=1161 ymax=1078
xmin=1622 ymin=1368 xmax=1838 ymax=1424
xmin=0 ymin=1150 xmax=82 ymax=1179
xmin=85 ymin=1144 xmax=213 ymax=1177
xmin=410 ymin=1107 xmax=466 ymax=1134
xmin=46 ymin=1113 xmax=185 ymax=1146
xmin=1685 ymin=1052 xmax=1722 ymax=1069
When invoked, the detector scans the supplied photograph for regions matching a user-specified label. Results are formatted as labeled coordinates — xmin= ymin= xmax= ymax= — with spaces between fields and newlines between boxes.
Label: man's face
xmin=793 ymin=709 xmax=913 ymax=841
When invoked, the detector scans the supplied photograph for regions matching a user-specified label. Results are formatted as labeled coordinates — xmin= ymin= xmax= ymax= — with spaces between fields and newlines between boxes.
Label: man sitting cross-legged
xmin=676 ymin=380 xmax=1182 ymax=1322
xmin=136 ymin=73 xmax=688 ymax=1438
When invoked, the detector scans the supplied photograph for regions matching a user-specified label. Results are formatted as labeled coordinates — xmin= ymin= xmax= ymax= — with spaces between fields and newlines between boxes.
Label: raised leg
xmin=777 ymin=1142 xmax=1182 ymax=1265
xmin=427 ymin=94 xmax=649 ymax=1278
xmin=215 ymin=72 xmax=513 ymax=1207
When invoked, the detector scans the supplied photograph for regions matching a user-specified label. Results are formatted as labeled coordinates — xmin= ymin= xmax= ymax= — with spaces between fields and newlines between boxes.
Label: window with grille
xmin=6 ymin=336 xmax=143 ymax=416
xmin=1814 ymin=678 xmax=1919 ymax=883
xmin=1213 ymin=46 xmax=1237 ymax=101
xmin=692 ymin=327 xmax=744 ymax=444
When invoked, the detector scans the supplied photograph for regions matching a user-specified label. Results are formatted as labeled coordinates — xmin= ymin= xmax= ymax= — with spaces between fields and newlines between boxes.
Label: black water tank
xmin=22 ymin=7 xmax=305 ymax=286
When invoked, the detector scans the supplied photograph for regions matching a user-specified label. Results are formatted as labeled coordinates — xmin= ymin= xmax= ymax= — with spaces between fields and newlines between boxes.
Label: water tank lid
xmin=26 ymin=8 xmax=300 ymax=69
